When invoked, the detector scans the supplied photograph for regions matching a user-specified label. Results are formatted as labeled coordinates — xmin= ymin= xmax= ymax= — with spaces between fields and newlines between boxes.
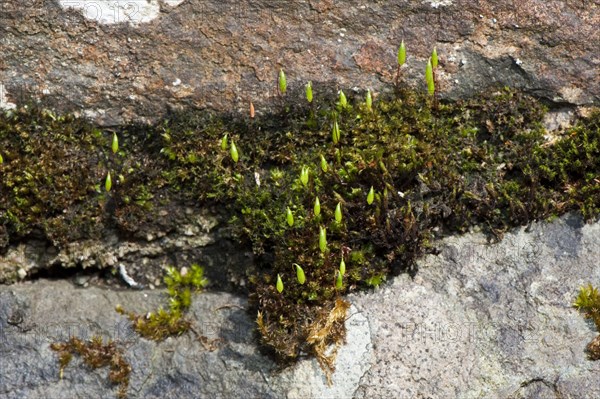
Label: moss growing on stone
xmin=50 ymin=336 xmax=131 ymax=399
xmin=3 ymin=85 xmax=600 ymax=376
xmin=574 ymin=284 xmax=600 ymax=360
xmin=116 ymin=264 xmax=207 ymax=341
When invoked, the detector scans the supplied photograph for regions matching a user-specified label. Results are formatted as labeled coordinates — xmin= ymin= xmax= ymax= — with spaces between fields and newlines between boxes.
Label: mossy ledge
xmin=2 ymin=86 xmax=600 ymax=376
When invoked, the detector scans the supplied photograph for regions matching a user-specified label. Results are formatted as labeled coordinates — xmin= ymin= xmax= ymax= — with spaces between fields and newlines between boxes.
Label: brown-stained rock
xmin=0 ymin=0 xmax=598 ymax=125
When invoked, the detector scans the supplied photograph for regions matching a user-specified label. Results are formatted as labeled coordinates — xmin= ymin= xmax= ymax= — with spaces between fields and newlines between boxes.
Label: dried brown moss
xmin=50 ymin=336 xmax=131 ymax=399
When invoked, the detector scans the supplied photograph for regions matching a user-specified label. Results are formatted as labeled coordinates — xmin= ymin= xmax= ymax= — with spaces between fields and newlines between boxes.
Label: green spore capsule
xmin=286 ymin=207 xmax=294 ymax=227
xmin=221 ymin=134 xmax=228 ymax=151
xmin=314 ymin=197 xmax=321 ymax=217
xmin=279 ymin=69 xmax=287 ymax=95
xmin=276 ymin=274 xmax=284 ymax=293
xmin=230 ymin=140 xmax=239 ymax=163
xmin=338 ymin=90 xmax=347 ymax=108
xmin=111 ymin=132 xmax=119 ymax=154
xmin=398 ymin=40 xmax=406 ymax=66
xmin=305 ymin=81 xmax=313 ymax=103
xmin=294 ymin=264 xmax=306 ymax=285
xmin=335 ymin=202 xmax=342 ymax=223
xmin=300 ymin=166 xmax=309 ymax=187
xmin=105 ymin=172 xmax=112 ymax=192
xmin=319 ymin=226 xmax=327 ymax=253
xmin=332 ymin=121 xmax=340 ymax=144
xmin=426 ymin=58 xmax=435 ymax=96
xmin=367 ymin=186 xmax=375 ymax=205
xmin=320 ymin=155 xmax=328 ymax=173
xmin=339 ymin=258 xmax=346 ymax=276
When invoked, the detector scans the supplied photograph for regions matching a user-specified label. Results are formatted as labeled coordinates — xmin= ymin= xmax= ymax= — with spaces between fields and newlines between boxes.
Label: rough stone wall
xmin=1 ymin=1 xmax=598 ymax=125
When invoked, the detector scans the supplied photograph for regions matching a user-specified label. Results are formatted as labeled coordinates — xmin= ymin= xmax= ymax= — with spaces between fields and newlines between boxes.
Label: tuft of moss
xmin=116 ymin=264 xmax=207 ymax=341
xmin=3 ymin=84 xmax=600 ymax=377
xmin=574 ymin=284 xmax=600 ymax=360
xmin=50 ymin=336 xmax=131 ymax=399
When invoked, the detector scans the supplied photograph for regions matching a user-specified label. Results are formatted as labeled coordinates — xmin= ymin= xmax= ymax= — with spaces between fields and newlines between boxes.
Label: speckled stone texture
xmin=0 ymin=280 xmax=372 ymax=399
xmin=2 ymin=213 xmax=599 ymax=398
xmin=351 ymin=213 xmax=600 ymax=398
xmin=1 ymin=1 xmax=598 ymax=124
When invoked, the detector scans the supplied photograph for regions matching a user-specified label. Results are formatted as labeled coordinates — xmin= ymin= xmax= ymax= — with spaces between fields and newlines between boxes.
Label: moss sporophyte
xmin=3 ymin=63 xmax=600 ymax=383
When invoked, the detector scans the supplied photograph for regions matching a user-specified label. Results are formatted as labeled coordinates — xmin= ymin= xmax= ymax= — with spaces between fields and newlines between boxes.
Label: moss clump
xmin=50 ymin=336 xmax=131 ymax=399
xmin=574 ymin=284 xmax=600 ymax=328
xmin=574 ymin=284 xmax=600 ymax=360
xmin=3 ymin=84 xmax=600 ymax=376
xmin=0 ymin=107 xmax=174 ymax=246
xmin=116 ymin=264 xmax=208 ymax=341
xmin=202 ymin=88 xmax=600 ymax=371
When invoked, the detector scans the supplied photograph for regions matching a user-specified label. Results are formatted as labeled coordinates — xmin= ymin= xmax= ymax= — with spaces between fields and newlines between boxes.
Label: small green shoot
xmin=230 ymin=140 xmax=239 ymax=163
xmin=314 ymin=196 xmax=321 ymax=216
xmin=426 ymin=58 xmax=435 ymax=96
xmin=332 ymin=121 xmax=340 ymax=144
xmin=105 ymin=172 xmax=112 ymax=192
xmin=111 ymin=133 xmax=119 ymax=154
xmin=115 ymin=264 xmax=208 ymax=342
xmin=574 ymin=284 xmax=600 ymax=329
xmin=319 ymin=226 xmax=327 ymax=253
xmin=335 ymin=202 xmax=342 ymax=223
xmin=367 ymin=186 xmax=375 ymax=205
xmin=221 ymin=134 xmax=228 ymax=151
xmin=279 ymin=69 xmax=287 ymax=95
xmin=306 ymin=81 xmax=313 ymax=103
xmin=294 ymin=263 xmax=306 ymax=284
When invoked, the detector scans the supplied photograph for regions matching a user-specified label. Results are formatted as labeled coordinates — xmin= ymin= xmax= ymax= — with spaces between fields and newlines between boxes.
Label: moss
xmin=3 ymin=84 xmax=600 ymax=375
xmin=574 ymin=284 xmax=600 ymax=360
xmin=574 ymin=284 xmax=600 ymax=329
xmin=116 ymin=264 xmax=208 ymax=341
xmin=50 ymin=336 xmax=131 ymax=399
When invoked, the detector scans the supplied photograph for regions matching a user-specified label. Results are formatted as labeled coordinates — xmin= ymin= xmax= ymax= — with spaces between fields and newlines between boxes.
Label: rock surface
xmin=1 ymin=1 xmax=599 ymax=125
xmin=0 ymin=280 xmax=372 ymax=399
xmin=1 ymin=213 xmax=599 ymax=398
xmin=0 ymin=207 xmax=254 ymax=292
xmin=352 ymin=213 xmax=600 ymax=398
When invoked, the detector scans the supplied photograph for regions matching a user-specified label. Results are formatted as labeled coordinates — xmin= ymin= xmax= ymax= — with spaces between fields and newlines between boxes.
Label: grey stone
xmin=351 ymin=213 xmax=600 ymax=398
xmin=2 ymin=213 xmax=600 ymax=398
xmin=0 ymin=280 xmax=371 ymax=399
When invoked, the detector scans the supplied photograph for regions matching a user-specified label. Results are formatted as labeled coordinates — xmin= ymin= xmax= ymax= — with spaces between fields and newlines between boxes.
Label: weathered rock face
xmin=1 ymin=1 xmax=598 ymax=125
xmin=1 ymin=213 xmax=599 ymax=398
xmin=0 ymin=279 xmax=372 ymax=399
xmin=0 ymin=206 xmax=254 ymax=292
xmin=352 ymin=213 xmax=600 ymax=398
